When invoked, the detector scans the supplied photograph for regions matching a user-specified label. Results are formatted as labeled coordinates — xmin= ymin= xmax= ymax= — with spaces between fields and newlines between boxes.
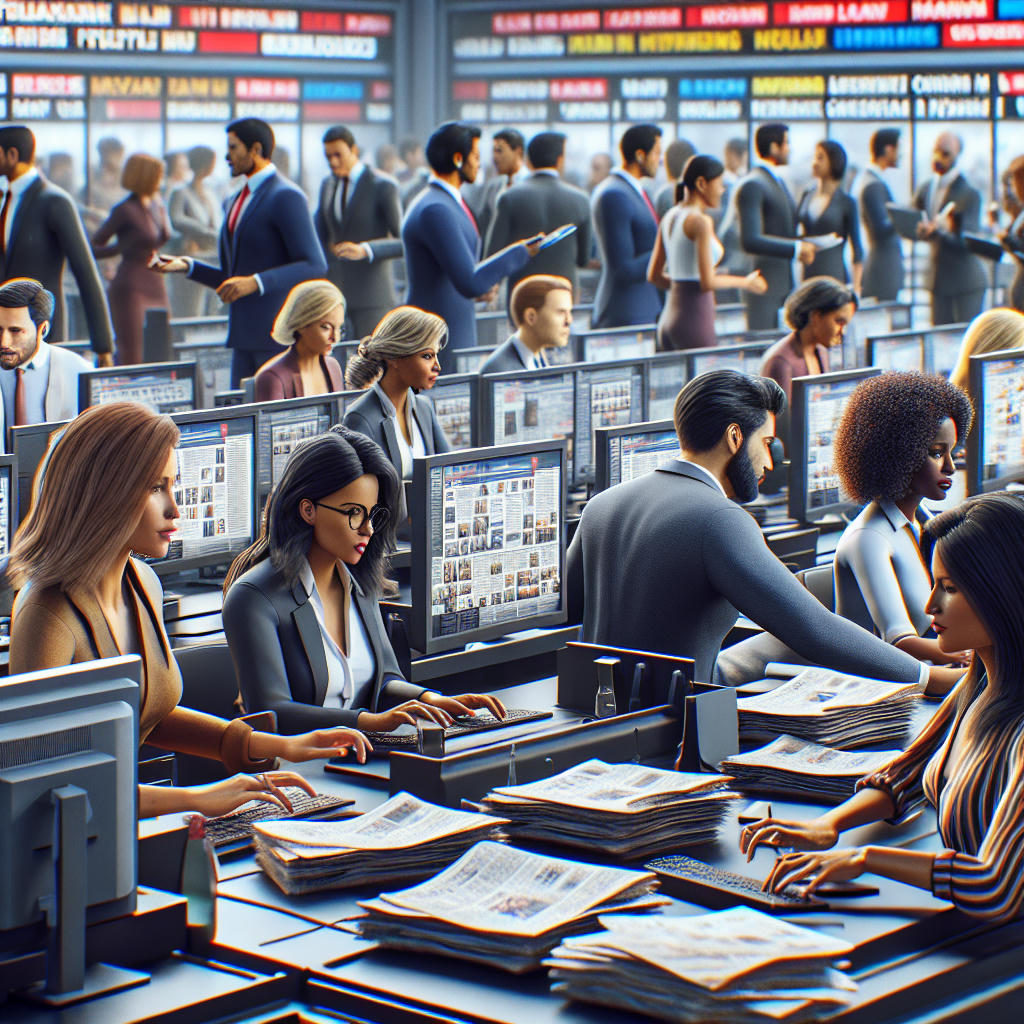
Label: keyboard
xmin=203 ymin=789 xmax=356 ymax=848
xmin=361 ymin=708 xmax=554 ymax=752
xmin=645 ymin=854 xmax=827 ymax=913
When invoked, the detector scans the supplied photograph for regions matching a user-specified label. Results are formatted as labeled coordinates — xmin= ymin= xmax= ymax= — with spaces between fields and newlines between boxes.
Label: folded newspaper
xmin=546 ymin=906 xmax=856 ymax=1024
xmin=355 ymin=840 xmax=669 ymax=972
xmin=253 ymin=792 xmax=509 ymax=895
xmin=721 ymin=735 xmax=898 ymax=803
xmin=477 ymin=760 xmax=740 ymax=858
xmin=737 ymin=667 xmax=920 ymax=749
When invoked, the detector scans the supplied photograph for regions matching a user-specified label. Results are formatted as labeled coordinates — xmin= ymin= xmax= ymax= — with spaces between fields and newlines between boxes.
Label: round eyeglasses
xmin=314 ymin=501 xmax=390 ymax=532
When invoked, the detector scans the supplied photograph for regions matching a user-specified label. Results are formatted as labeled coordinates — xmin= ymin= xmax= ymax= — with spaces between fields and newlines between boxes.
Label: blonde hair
xmin=949 ymin=308 xmax=1024 ymax=396
xmin=8 ymin=403 xmax=179 ymax=592
xmin=120 ymin=152 xmax=163 ymax=197
xmin=344 ymin=306 xmax=448 ymax=390
xmin=270 ymin=279 xmax=346 ymax=347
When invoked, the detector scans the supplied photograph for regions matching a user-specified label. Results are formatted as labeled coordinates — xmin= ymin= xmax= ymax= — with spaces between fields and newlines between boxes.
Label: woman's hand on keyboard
xmin=278 ymin=728 xmax=372 ymax=764
xmin=420 ymin=691 xmax=507 ymax=722
xmin=763 ymin=847 xmax=867 ymax=896
xmin=188 ymin=771 xmax=315 ymax=818
xmin=358 ymin=692 xmax=507 ymax=731
xmin=740 ymin=816 xmax=839 ymax=861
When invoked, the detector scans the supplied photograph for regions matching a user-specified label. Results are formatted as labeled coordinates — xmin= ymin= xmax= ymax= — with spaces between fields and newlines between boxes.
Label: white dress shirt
xmin=0 ymin=167 xmax=40 ymax=249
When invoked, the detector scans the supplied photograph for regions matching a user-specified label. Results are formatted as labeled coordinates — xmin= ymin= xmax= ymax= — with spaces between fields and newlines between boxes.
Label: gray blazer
xmin=222 ymin=557 xmax=425 ymax=732
xmin=478 ymin=337 xmax=530 ymax=376
xmin=566 ymin=460 xmax=924 ymax=685
xmin=912 ymin=171 xmax=987 ymax=296
xmin=167 ymin=181 xmax=220 ymax=255
xmin=857 ymin=168 xmax=904 ymax=301
xmin=0 ymin=173 xmax=113 ymax=354
xmin=484 ymin=172 xmax=592 ymax=296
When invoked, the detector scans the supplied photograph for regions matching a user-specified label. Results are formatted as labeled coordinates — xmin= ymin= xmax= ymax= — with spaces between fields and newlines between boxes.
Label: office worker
xmin=479 ymin=275 xmax=573 ymax=375
xmin=151 ymin=117 xmax=328 ymax=387
xmin=7 ymin=402 xmax=370 ymax=819
xmin=745 ymin=492 xmax=1024 ymax=924
xmin=797 ymin=140 xmax=864 ymax=291
xmin=91 ymin=153 xmax=171 ymax=366
xmin=401 ymin=121 xmax=540 ymax=372
xmin=735 ymin=123 xmax=817 ymax=330
xmin=858 ymin=128 xmax=904 ymax=301
xmin=590 ymin=124 xmax=664 ymax=329
xmin=566 ymin=369 xmax=959 ymax=694
xmin=253 ymin=279 xmax=345 ymax=402
xmin=314 ymin=125 xmax=403 ymax=340
xmin=0 ymin=279 xmax=91 ymax=447
xmin=913 ymin=132 xmax=987 ymax=326
xmin=471 ymin=127 xmax=528 ymax=244
xmin=0 ymin=125 xmax=114 ymax=365
xmin=997 ymin=155 xmax=1024 ymax=312
xmin=223 ymin=428 xmax=504 ymax=733
xmin=948 ymin=308 xmax=1024 ymax=407
xmin=654 ymin=138 xmax=696 ymax=219
xmin=647 ymin=155 xmax=767 ymax=351
xmin=167 ymin=144 xmax=221 ymax=318
xmin=484 ymin=131 xmax=591 ymax=304
xmin=342 ymin=306 xmax=450 ymax=481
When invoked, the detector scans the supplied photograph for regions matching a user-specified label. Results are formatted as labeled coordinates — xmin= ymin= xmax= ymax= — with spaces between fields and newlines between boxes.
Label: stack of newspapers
xmin=476 ymin=760 xmax=739 ymax=858
xmin=355 ymin=841 xmax=669 ymax=972
xmin=546 ymin=906 xmax=857 ymax=1023
xmin=737 ymin=667 xmax=921 ymax=749
xmin=720 ymin=736 xmax=899 ymax=803
xmin=252 ymin=792 xmax=509 ymax=895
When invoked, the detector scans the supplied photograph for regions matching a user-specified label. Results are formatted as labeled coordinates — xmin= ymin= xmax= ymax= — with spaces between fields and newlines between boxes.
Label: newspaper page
xmin=737 ymin=668 xmax=919 ymax=717
xmin=376 ymin=841 xmax=657 ymax=937
xmin=723 ymin=736 xmax=899 ymax=777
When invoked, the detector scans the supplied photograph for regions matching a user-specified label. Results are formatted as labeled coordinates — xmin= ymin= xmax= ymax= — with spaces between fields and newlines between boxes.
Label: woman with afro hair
xmin=832 ymin=371 xmax=973 ymax=666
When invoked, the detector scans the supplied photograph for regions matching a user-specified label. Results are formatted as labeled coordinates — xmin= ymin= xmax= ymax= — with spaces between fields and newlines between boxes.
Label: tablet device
xmin=964 ymin=233 xmax=1004 ymax=261
xmin=539 ymin=223 xmax=577 ymax=250
xmin=886 ymin=204 xmax=924 ymax=240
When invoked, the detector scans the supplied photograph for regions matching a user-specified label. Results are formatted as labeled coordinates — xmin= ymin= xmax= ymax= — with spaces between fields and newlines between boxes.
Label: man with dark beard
xmin=566 ymin=369 xmax=940 ymax=690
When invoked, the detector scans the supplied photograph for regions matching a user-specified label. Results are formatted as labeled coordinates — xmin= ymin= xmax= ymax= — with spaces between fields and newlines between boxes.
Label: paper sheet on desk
xmin=738 ymin=669 xmax=918 ymax=716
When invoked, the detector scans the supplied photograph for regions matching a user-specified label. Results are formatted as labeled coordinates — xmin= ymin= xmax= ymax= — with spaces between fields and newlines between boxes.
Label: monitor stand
xmin=20 ymin=786 xmax=149 ymax=1008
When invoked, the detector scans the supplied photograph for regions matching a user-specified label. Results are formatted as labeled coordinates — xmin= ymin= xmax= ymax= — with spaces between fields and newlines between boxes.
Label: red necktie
xmin=227 ymin=183 xmax=250 ymax=235
xmin=641 ymin=188 xmax=658 ymax=225
xmin=0 ymin=189 xmax=11 ymax=260
xmin=14 ymin=367 xmax=27 ymax=427
xmin=459 ymin=195 xmax=478 ymax=235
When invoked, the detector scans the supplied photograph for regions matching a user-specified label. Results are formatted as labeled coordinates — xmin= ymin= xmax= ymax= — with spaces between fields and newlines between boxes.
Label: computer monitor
xmin=410 ymin=439 xmax=567 ymax=654
xmin=967 ymin=350 xmax=1024 ymax=495
xmin=78 ymin=362 xmax=197 ymax=415
xmin=593 ymin=420 xmax=677 ymax=494
xmin=0 ymin=455 xmax=17 ymax=559
xmin=715 ymin=303 xmax=748 ymax=334
xmin=476 ymin=311 xmax=512 ymax=350
xmin=169 ymin=315 xmax=228 ymax=347
xmin=571 ymin=305 xmax=591 ymax=334
xmin=687 ymin=340 xmax=772 ymax=379
xmin=453 ymin=346 xmax=496 ymax=375
xmin=174 ymin=340 xmax=233 ymax=409
xmin=788 ymin=368 xmax=883 ymax=523
xmin=576 ymin=326 xmax=657 ymax=363
xmin=0 ymin=656 xmax=141 ymax=1002
xmin=646 ymin=351 xmax=689 ymax=422
xmin=154 ymin=406 xmax=259 ymax=575
xmin=853 ymin=300 xmax=912 ymax=342
xmin=11 ymin=419 xmax=70 ymax=523
xmin=427 ymin=374 xmax=478 ymax=451
xmin=573 ymin=360 xmax=647 ymax=486
xmin=926 ymin=323 xmax=968 ymax=377
xmin=865 ymin=330 xmax=926 ymax=373
xmin=255 ymin=394 xmax=342 ymax=505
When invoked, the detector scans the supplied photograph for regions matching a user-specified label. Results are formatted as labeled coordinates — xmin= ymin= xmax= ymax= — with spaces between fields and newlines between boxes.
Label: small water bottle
xmin=180 ymin=814 xmax=217 ymax=948
xmin=594 ymin=656 xmax=619 ymax=719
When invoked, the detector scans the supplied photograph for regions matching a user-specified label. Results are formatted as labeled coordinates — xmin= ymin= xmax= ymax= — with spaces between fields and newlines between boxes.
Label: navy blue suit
xmin=188 ymin=171 xmax=326 ymax=385
xmin=590 ymin=171 xmax=662 ymax=329
xmin=401 ymin=181 xmax=530 ymax=371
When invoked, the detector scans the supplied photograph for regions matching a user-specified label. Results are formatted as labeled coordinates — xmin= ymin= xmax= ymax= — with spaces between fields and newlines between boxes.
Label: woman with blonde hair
xmin=92 ymin=152 xmax=170 ymax=365
xmin=948 ymin=308 xmax=1024 ymax=402
xmin=7 ymin=402 xmax=369 ymax=819
xmin=254 ymin=279 xmax=346 ymax=401
xmin=342 ymin=306 xmax=451 ymax=481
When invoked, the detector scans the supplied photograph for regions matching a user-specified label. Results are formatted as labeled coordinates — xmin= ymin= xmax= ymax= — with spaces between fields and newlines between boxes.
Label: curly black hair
xmin=833 ymin=371 xmax=973 ymax=504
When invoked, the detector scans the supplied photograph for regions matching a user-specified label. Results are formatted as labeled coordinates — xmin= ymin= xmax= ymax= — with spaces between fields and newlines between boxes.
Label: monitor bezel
xmin=863 ymin=326 xmax=927 ymax=372
xmin=424 ymin=372 xmax=481 ymax=450
xmin=410 ymin=438 xmax=569 ymax=655
xmin=575 ymin=324 xmax=658 ymax=363
xmin=967 ymin=349 xmax=1024 ymax=495
xmin=593 ymin=419 xmax=677 ymax=494
xmin=685 ymin=339 xmax=774 ymax=379
xmin=77 ymin=360 xmax=199 ymax=415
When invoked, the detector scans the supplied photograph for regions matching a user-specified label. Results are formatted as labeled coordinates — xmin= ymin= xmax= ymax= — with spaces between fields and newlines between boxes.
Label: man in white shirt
xmin=479 ymin=276 xmax=573 ymax=375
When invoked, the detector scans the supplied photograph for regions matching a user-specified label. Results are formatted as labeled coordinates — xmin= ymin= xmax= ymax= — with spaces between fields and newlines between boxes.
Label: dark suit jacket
xmin=253 ymin=344 xmax=345 ymax=402
xmin=590 ymin=171 xmax=662 ymax=328
xmin=401 ymin=181 xmax=530 ymax=355
xmin=314 ymin=166 xmax=403 ymax=317
xmin=735 ymin=166 xmax=798 ymax=316
xmin=912 ymin=171 xmax=987 ymax=296
xmin=0 ymin=173 xmax=113 ymax=353
xmin=796 ymin=186 xmax=863 ymax=283
xmin=222 ymin=558 xmax=425 ymax=732
xmin=188 ymin=171 xmax=327 ymax=352
xmin=484 ymin=172 xmax=591 ymax=297
xmin=566 ymin=460 xmax=923 ymax=685
xmin=857 ymin=168 xmax=904 ymax=301
xmin=478 ymin=336 xmax=530 ymax=376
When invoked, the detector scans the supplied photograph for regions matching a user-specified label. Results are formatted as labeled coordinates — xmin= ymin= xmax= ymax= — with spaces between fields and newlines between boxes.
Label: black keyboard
xmin=203 ymin=789 xmax=356 ymax=848
xmin=362 ymin=707 xmax=553 ymax=751
xmin=645 ymin=854 xmax=827 ymax=913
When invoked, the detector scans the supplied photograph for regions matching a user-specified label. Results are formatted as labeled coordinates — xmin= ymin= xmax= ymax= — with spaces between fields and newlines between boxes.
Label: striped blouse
xmin=857 ymin=672 xmax=1024 ymax=923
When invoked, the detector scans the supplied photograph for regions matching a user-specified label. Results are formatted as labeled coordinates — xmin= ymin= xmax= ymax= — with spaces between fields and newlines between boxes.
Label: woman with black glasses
xmin=222 ymin=426 xmax=504 ymax=733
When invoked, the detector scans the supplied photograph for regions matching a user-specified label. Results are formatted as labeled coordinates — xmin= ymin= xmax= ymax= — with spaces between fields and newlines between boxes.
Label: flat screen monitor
xmin=687 ymin=340 xmax=772 ymax=379
xmin=593 ymin=420 xmax=677 ymax=494
xmin=0 ymin=455 xmax=17 ymax=558
xmin=715 ymin=303 xmax=748 ymax=333
xmin=573 ymin=360 xmax=647 ymax=486
xmin=454 ymin=346 xmax=495 ymax=375
xmin=576 ymin=326 xmax=657 ymax=363
xmin=255 ymin=395 xmax=342 ymax=505
xmin=411 ymin=439 xmax=567 ymax=654
xmin=153 ymin=406 xmax=258 ymax=575
xmin=476 ymin=311 xmax=512 ymax=350
xmin=788 ymin=368 xmax=883 ymax=523
xmin=169 ymin=315 xmax=228 ymax=346
xmin=174 ymin=340 xmax=233 ymax=409
xmin=646 ymin=352 xmax=689 ymax=422
xmin=855 ymin=300 xmax=912 ymax=339
xmin=967 ymin=350 xmax=1024 ymax=494
xmin=926 ymin=323 xmax=968 ymax=378
xmin=427 ymin=374 xmax=478 ymax=451
xmin=865 ymin=330 xmax=926 ymax=373
xmin=11 ymin=419 xmax=70 ymax=523
xmin=78 ymin=361 xmax=196 ymax=415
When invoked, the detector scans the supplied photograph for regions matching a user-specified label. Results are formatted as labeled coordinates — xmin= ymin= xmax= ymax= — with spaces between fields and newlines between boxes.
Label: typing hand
xmin=358 ymin=698 xmax=459 ymax=732
xmin=745 ymin=270 xmax=768 ymax=295
xmin=186 ymin=770 xmax=315 ymax=818
xmin=763 ymin=847 xmax=867 ymax=897
xmin=217 ymin=276 xmax=259 ymax=303
xmin=149 ymin=253 xmax=189 ymax=274
xmin=740 ymin=815 xmax=838 ymax=861
xmin=334 ymin=241 xmax=368 ymax=261
xmin=281 ymin=727 xmax=371 ymax=764
xmin=796 ymin=241 xmax=816 ymax=266
xmin=422 ymin=691 xmax=507 ymax=722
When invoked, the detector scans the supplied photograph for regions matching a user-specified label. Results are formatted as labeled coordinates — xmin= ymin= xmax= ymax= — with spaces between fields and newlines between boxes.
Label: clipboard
xmin=538 ymin=223 xmax=577 ymax=249
xmin=886 ymin=203 xmax=924 ymax=240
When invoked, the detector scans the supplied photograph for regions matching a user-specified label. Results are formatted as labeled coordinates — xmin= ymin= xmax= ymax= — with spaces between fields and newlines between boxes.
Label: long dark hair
xmin=925 ymin=491 xmax=1024 ymax=733
xmin=224 ymin=426 xmax=399 ymax=595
